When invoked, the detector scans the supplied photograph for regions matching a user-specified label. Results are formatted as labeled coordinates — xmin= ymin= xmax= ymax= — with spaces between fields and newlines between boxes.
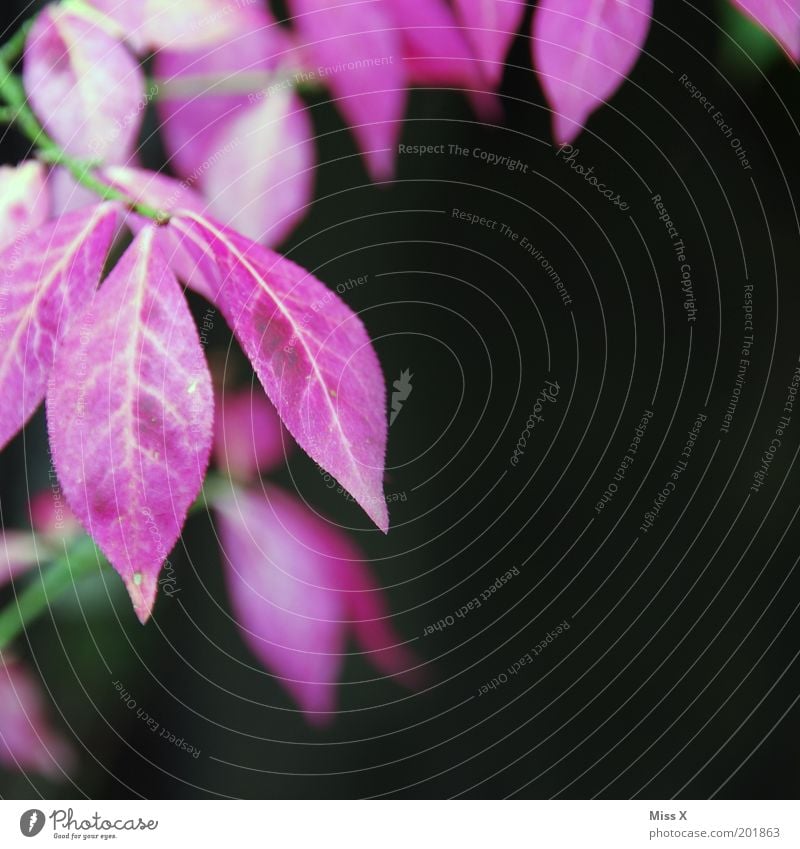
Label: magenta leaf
xmin=532 ymin=0 xmax=653 ymax=144
xmin=387 ymin=0 xmax=484 ymax=87
xmin=0 ymin=162 xmax=50 ymax=250
xmin=0 ymin=204 xmax=118 ymax=453
xmin=23 ymin=5 xmax=145 ymax=161
xmin=172 ymin=213 xmax=389 ymax=531
xmin=46 ymin=228 xmax=213 ymax=623
xmin=154 ymin=18 xmax=292 ymax=180
xmin=290 ymin=0 xmax=407 ymax=180
xmin=214 ymin=388 xmax=290 ymax=481
xmin=215 ymin=484 xmax=416 ymax=723
xmin=215 ymin=486 xmax=346 ymax=722
xmin=0 ymin=655 xmax=75 ymax=777
xmin=197 ymin=91 xmax=315 ymax=244
xmin=453 ymin=0 xmax=526 ymax=87
xmin=87 ymin=0 xmax=263 ymax=53
xmin=730 ymin=0 xmax=800 ymax=59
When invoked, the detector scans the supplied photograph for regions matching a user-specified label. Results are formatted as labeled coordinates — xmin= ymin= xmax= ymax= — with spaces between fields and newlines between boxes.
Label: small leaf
xmin=0 ymin=162 xmax=51 ymax=251
xmin=214 ymin=388 xmax=290 ymax=481
xmin=729 ymin=0 xmax=800 ymax=60
xmin=532 ymin=0 xmax=653 ymax=144
xmin=215 ymin=484 xmax=417 ymax=723
xmin=46 ymin=228 xmax=213 ymax=623
xmin=23 ymin=5 xmax=145 ymax=161
xmin=0 ymin=204 xmax=118 ymax=452
xmin=290 ymin=0 xmax=407 ymax=180
xmin=0 ymin=532 xmax=44 ymax=590
xmin=198 ymin=90 xmax=315 ymax=244
xmin=0 ymin=655 xmax=75 ymax=776
xmin=172 ymin=213 xmax=389 ymax=531
xmin=453 ymin=0 xmax=527 ymax=87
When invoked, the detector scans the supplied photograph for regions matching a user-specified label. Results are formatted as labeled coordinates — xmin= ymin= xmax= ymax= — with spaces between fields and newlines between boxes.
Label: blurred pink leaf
xmin=214 ymin=388 xmax=289 ymax=481
xmin=87 ymin=0 xmax=264 ymax=53
xmin=290 ymin=0 xmax=407 ymax=180
xmin=0 ymin=162 xmax=51 ymax=250
xmin=23 ymin=6 xmax=145 ymax=161
xmin=0 ymin=204 xmax=118 ymax=452
xmin=154 ymin=19 xmax=291 ymax=179
xmin=29 ymin=489 xmax=80 ymax=540
xmin=46 ymin=228 xmax=213 ymax=623
xmin=453 ymin=0 xmax=526 ymax=87
xmin=0 ymin=656 xmax=75 ymax=777
xmin=730 ymin=0 xmax=800 ymax=59
xmin=532 ymin=0 xmax=653 ymax=144
xmin=199 ymin=90 xmax=314 ymax=244
xmin=0 ymin=532 xmax=43 ymax=590
xmin=154 ymin=18 xmax=313 ymax=244
xmin=215 ymin=484 xmax=417 ymax=723
xmin=172 ymin=213 xmax=389 ymax=532
xmin=387 ymin=0 xmax=485 ymax=88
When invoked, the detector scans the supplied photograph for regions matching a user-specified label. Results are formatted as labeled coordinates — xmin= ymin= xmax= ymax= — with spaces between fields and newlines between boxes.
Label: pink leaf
xmin=87 ymin=0 xmax=265 ymax=53
xmin=0 ymin=162 xmax=50 ymax=251
xmin=453 ymin=0 xmax=526 ymax=87
xmin=29 ymin=489 xmax=80 ymax=540
xmin=23 ymin=6 xmax=146 ymax=162
xmin=532 ymin=0 xmax=653 ymax=144
xmin=0 ymin=532 xmax=43 ymax=590
xmin=46 ymin=228 xmax=213 ymax=623
xmin=214 ymin=388 xmax=290 ymax=481
xmin=290 ymin=0 xmax=407 ymax=180
xmin=0 ymin=204 xmax=118 ymax=452
xmin=215 ymin=484 xmax=416 ymax=723
xmin=387 ymin=0 xmax=485 ymax=87
xmin=172 ymin=213 xmax=389 ymax=532
xmin=216 ymin=486 xmax=346 ymax=722
xmin=0 ymin=655 xmax=75 ymax=777
xmin=198 ymin=91 xmax=314 ymax=244
xmin=730 ymin=0 xmax=800 ymax=59
xmin=154 ymin=19 xmax=292 ymax=180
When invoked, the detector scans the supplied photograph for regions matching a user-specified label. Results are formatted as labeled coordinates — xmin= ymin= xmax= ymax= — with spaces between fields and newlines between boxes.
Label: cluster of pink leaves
xmin=2 ymin=0 xmax=797 ymax=770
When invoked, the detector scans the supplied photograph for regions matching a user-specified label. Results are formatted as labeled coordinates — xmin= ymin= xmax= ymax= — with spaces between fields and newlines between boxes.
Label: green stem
xmin=0 ymin=535 xmax=106 ymax=652
xmin=0 ymin=23 xmax=169 ymax=224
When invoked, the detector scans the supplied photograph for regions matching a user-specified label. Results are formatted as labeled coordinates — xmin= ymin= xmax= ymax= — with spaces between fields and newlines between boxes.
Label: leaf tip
xmin=124 ymin=570 xmax=158 ymax=624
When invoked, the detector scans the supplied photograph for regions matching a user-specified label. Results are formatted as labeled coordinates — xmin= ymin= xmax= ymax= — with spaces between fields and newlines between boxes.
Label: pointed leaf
xmin=215 ymin=485 xmax=347 ymax=722
xmin=172 ymin=213 xmax=389 ymax=531
xmin=23 ymin=6 xmax=145 ymax=161
xmin=0 ymin=162 xmax=51 ymax=251
xmin=730 ymin=0 xmax=800 ymax=59
xmin=532 ymin=0 xmax=653 ymax=144
xmin=46 ymin=228 xmax=213 ymax=622
xmin=290 ymin=0 xmax=407 ymax=180
xmin=453 ymin=0 xmax=526 ymax=87
xmin=0 ymin=204 xmax=118 ymax=452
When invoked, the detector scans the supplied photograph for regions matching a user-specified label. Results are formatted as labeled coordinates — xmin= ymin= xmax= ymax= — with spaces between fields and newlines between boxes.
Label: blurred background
xmin=2 ymin=0 xmax=800 ymax=798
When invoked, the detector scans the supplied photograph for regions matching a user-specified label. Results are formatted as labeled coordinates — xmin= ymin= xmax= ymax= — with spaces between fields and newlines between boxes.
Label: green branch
xmin=0 ymin=535 xmax=106 ymax=652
